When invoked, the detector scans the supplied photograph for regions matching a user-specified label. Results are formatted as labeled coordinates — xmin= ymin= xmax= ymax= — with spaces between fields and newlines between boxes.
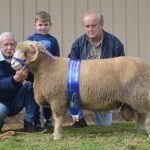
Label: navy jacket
xmin=27 ymin=33 xmax=60 ymax=56
xmin=68 ymin=31 xmax=125 ymax=59
xmin=0 ymin=51 xmax=33 ymax=103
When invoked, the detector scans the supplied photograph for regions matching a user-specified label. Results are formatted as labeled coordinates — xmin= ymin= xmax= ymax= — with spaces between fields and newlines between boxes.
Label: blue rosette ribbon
xmin=67 ymin=60 xmax=81 ymax=122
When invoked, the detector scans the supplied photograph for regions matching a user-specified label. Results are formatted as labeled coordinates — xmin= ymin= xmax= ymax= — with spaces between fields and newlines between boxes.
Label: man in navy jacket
xmin=68 ymin=11 xmax=125 ymax=128
xmin=0 ymin=32 xmax=37 ymax=132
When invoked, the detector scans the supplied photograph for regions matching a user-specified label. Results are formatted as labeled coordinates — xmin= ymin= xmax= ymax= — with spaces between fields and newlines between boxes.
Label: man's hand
xmin=13 ymin=66 xmax=28 ymax=83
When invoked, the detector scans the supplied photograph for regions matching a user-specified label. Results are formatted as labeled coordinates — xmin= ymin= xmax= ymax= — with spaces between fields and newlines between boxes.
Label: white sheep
xmin=11 ymin=41 xmax=150 ymax=140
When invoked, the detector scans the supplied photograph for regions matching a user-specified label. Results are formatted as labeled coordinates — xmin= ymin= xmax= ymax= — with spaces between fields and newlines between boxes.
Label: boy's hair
xmin=35 ymin=11 xmax=51 ymax=23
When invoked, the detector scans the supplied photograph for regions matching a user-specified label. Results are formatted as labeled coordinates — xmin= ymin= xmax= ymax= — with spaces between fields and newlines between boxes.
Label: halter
xmin=12 ymin=57 xmax=29 ymax=67
xmin=12 ymin=51 xmax=55 ymax=68
xmin=41 ymin=51 xmax=55 ymax=62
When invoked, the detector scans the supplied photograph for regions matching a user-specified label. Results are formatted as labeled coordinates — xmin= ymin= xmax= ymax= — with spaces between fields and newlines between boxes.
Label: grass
xmin=0 ymin=122 xmax=150 ymax=150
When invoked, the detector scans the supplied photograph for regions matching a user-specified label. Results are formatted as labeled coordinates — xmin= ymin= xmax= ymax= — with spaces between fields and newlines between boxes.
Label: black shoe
xmin=24 ymin=120 xmax=35 ymax=132
xmin=72 ymin=118 xmax=87 ymax=128
xmin=34 ymin=120 xmax=42 ymax=131
xmin=44 ymin=120 xmax=53 ymax=130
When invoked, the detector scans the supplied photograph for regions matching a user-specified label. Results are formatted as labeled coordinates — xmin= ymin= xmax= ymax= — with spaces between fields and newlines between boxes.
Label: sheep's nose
xmin=11 ymin=61 xmax=16 ymax=67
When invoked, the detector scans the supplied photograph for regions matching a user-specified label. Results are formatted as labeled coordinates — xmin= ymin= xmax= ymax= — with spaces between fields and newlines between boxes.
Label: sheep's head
xmin=11 ymin=41 xmax=45 ymax=70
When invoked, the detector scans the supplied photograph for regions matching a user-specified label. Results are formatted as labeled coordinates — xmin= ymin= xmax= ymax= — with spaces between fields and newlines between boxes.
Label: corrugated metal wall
xmin=0 ymin=0 xmax=150 ymax=63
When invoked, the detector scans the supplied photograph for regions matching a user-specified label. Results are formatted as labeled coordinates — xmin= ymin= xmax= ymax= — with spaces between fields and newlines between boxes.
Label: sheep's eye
xmin=25 ymin=50 xmax=30 ymax=56
xmin=25 ymin=50 xmax=35 ymax=56
xmin=24 ymin=51 xmax=27 ymax=55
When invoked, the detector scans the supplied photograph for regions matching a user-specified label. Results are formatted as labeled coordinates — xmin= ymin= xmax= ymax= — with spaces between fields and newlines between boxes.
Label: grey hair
xmin=82 ymin=11 xmax=104 ymax=26
xmin=0 ymin=32 xmax=17 ymax=45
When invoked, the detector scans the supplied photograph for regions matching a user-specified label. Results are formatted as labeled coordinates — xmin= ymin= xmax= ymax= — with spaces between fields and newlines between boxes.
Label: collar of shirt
xmin=86 ymin=35 xmax=103 ymax=48
xmin=0 ymin=50 xmax=5 ymax=61
xmin=0 ymin=50 xmax=12 ymax=63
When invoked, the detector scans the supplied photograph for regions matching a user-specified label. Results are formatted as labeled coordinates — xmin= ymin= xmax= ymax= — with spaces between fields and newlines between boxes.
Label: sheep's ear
xmin=24 ymin=42 xmax=39 ymax=62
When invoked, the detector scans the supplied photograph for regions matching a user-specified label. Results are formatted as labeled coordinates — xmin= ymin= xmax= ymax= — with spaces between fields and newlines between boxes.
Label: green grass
xmin=0 ymin=122 xmax=150 ymax=150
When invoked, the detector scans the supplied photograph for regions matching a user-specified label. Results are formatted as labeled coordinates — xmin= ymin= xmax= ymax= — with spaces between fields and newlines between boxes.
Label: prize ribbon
xmin=67 ymin=60 xmax=81 ymax=121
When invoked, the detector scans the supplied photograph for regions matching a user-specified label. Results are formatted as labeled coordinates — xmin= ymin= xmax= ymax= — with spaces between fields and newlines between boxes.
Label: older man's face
xmin=0 ymin=36 xmax=16 ymax=59
xmin=83 ymin=14 xmax=103 ymax=41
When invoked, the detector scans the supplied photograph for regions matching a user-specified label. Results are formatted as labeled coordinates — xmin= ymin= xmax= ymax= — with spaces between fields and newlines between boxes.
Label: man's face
xmin=82 ymin=14 xmax=103 ymax=40
xmin=35 ymin=20 xmax=52 ymax=35
xmin=0 ymin=36 xmax=16 ymax=59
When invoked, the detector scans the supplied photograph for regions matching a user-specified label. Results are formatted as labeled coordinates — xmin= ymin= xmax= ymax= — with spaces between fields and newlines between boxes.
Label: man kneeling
xmin=0 ymin=32 xmax=37 ymax=132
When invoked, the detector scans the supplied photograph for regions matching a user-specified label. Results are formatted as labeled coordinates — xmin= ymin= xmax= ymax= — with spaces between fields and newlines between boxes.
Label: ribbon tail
xmin=72 ymin=115 xmax=79 ymax=122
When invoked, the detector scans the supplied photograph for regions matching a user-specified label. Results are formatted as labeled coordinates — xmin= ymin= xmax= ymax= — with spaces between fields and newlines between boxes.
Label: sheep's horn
xmin=24 ymin=42 xmax=40 ymax=62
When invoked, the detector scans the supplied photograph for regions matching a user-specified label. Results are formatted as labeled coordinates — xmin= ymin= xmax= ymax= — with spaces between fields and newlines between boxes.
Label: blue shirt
xmin=27 ymin=33 xmax=60 ymax=56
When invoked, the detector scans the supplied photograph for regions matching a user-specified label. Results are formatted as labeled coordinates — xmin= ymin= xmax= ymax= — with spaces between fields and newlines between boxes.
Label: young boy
xmin=27 ymin=11 xmax=60 ymax=130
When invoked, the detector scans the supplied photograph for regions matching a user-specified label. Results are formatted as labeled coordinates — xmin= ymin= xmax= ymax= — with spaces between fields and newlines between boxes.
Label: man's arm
xmin=116 ymin=43 xmax=125 ymax=57
xmin=0 ymin=66 xmax=28 ymax=92
xmin=113 ymin=37 xmax=125 ymax=57
xmin=13 ymin=66 xmax=28 ymax=83
xmin=68 ymin=42 xmax=80 ymax=59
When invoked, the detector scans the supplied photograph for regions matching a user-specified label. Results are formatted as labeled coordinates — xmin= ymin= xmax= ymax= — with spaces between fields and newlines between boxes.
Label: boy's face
xmin=35 ymin=20 xmax=52 ymax=35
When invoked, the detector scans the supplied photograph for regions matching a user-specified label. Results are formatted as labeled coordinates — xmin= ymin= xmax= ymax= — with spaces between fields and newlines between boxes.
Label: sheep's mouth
xmin=12 ymin=64 xmax=22 ymax=71
xmin=11 ymin=57 xmax=29 ymax=70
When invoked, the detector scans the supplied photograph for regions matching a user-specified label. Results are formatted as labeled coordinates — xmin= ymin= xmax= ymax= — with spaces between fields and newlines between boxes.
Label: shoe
xmin=72 ymin=118 xmax=87 ymax=128
xmin=34 ymin=120 xmax=42 ymax=131
xmin=44 ymin=120 xmax=53 ymax=130
xmin=23 ymin=120 xmax=35 ymax=132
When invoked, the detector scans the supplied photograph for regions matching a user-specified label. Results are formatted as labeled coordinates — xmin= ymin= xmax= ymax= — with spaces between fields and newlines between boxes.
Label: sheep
xmin=11 ymin=41 xmax=150 ymax=140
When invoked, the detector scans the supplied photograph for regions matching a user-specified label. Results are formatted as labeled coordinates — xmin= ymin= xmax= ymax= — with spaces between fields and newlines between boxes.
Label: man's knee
xmin=24 ymin=81 xmax=33 ymax=92
xmin=0 ymin=103 xmax=9 ymax=120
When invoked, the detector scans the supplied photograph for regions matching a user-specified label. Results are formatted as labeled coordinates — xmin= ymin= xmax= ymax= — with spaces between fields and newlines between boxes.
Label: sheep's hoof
xmin=54 ymin=134 xmax=62 ymax=140
xmin=54 ymin=135 xmax=63 ymax=140
xmin=137 ymin=127 xmax=145 ymax=131
xmin=145 ymin=134 xmax=150 ymax=141
xmin=52 ymin=132 xmax=62 ymax=140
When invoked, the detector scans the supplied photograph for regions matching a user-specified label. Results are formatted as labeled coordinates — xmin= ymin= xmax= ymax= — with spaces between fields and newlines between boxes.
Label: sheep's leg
xmin=134 ymin=112 xmax=145 ymax=131
xmin=52 ymin=113 xmax=63 ymax=140
xmin=144 ymin=112 xmax=150 ymax=137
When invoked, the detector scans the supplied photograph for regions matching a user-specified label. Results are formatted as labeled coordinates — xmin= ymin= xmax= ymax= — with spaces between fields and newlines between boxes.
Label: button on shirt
xmin=87 ymin=37 xmax=103 ymax=60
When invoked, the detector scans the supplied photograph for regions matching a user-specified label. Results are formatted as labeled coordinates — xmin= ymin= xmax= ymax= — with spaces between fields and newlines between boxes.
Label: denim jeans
xmin=79 ymin=110 xmax=112 ymax=126
xmin=34 ymin=105 xmax=52 ymax=123
xmin=0 ymin=81 xmax=37 ymax=126
xmin=94 ymin=111 xmax=112 ymax=126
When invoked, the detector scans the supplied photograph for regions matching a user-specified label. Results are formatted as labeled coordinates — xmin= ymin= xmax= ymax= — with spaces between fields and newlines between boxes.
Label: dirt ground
xmin=3 ymin=109 xmax=124 ymax=131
